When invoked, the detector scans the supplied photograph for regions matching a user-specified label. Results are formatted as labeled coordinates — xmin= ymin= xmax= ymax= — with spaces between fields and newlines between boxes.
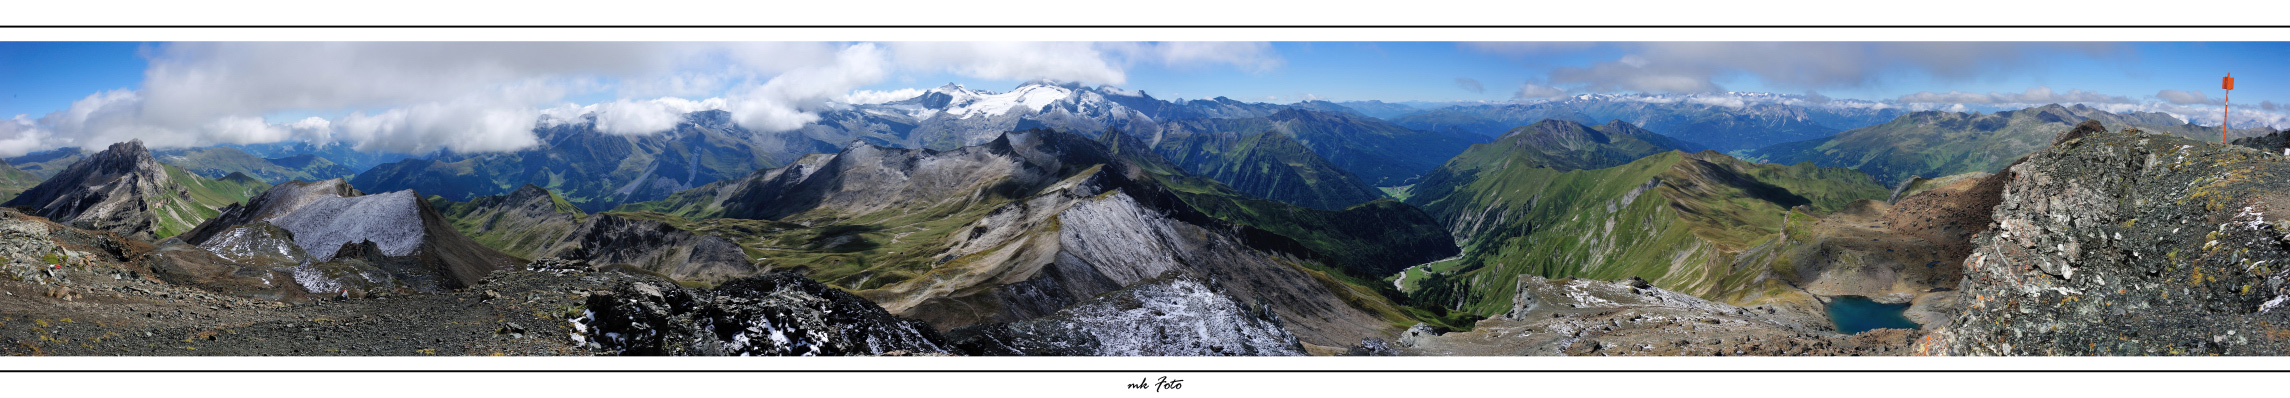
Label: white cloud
xmin=729 ymin=43 xmax=892 ymax=133
xmin=333 ymin=101 xmax=543 ymax=155
xmin=1895 ymin=87 xmax=2133 ymax=105
xmin=2156 ymin=89 xmax=2218 ymax=105
xmin=890 ymin=42 xmax=1127 ymax=85
xmin=1547 ymin=42 xmax=2120 ymax=94
xmin=1548 ymin=59 xmax=1721 ymax=93
xmin=1687 ymin=96 xmax=1748 ymax=108
xmin=838 ymin=88 xmax=927 ymax=105
xmin=1101 ymin=42 xmax=1284 ymax=73
xmin=0 ymin=115 xmax=50 ymax=158
xmin=135 ymin=42 xmax=709 ymax=127
xmin=13 ymin=41 xmax=1288 ymax=156
xmin=202 ymin=116 xmax=296 ymax=145
xmin=1513 ymin=83 xmax=1569 ymax=100
xmin=594 ymin=98 xmax=727 ymax=135
xmin=538 ymin=97 xmax=729 ymax=136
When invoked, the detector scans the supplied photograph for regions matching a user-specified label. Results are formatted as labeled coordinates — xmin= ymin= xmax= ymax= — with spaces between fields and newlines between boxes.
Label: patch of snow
xmin=290 ymin=261 xmax=341 ymax=294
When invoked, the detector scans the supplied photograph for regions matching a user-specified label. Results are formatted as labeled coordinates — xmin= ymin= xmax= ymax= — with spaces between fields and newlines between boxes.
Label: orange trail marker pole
xmin=2223 ymin=73 xmax=2235 ymax=144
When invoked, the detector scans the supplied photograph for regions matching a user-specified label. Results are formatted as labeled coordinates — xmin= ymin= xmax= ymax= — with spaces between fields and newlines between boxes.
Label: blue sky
xmin=2 ymin=41 xmax=2285 ymax=157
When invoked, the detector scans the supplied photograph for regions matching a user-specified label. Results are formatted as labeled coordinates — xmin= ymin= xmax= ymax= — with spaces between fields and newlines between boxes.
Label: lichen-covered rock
xmin=945 ymin=272 xmax=1305 ymax=356
xmin=1925 ymin=124 xmax=2290 ymax=356
xmin=572 ymin=271 xmax=949 ymax=356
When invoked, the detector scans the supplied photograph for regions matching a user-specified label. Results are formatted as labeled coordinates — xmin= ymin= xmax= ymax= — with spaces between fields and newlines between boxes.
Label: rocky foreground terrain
xmin=1920 ymin=122 xmax=2290 ymax=355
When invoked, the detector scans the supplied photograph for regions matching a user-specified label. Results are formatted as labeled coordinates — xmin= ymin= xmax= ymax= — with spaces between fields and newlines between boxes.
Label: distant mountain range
xmin=352 ymin=110 xmax=793 ymax=213
xmin=352 ymin=82 xmax=1481 ymax=214
xmin=1743 ymin=103 xmax=2263 ymax=186
xmin=155 ymin=146 xmax=358 ymax=185
xmin=1288 ymin=100 xmax=1428 ymax=120
xmin=1388 ymin=93 xmax=1906 ymax=151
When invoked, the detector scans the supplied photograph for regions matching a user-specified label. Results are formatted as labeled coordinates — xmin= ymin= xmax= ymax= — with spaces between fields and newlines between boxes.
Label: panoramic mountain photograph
xmin=5 ymin=39 xmax=2290 ymax=358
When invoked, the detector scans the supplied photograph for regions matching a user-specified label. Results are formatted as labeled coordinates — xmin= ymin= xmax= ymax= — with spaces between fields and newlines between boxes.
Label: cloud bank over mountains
xmin=2 ymin=41 xmax=2281 ymax=158
xmin=0 ymin=42 xmax=1282 ymax=157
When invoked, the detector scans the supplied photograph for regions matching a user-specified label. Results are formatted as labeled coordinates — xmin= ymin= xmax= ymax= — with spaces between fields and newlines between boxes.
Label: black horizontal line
xmin=0 ymin=369 xmax=2285 ymax=373
xmin=0 ymin=25 xmax=2286 ymax=29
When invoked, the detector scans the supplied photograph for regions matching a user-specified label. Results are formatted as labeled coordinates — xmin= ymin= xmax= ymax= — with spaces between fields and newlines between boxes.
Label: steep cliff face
xmin=947 ymin=272 xmax=1305 ymax=356
xmin=572 ymin=271 xmax=950 ymax=356
xmin=1922 ymin=122 xmax=2290 ymax=355
xmin=2 ymin=140 xmax=269 ymax=241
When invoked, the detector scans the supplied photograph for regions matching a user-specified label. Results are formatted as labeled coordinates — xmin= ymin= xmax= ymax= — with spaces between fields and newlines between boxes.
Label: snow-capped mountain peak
xmin=932 ymin=82 xmax=1076 ymax=120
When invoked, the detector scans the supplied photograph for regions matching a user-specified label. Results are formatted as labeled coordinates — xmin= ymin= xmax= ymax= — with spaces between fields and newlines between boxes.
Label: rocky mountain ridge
xmin=2 ymin=140 xmax=268 ymax=241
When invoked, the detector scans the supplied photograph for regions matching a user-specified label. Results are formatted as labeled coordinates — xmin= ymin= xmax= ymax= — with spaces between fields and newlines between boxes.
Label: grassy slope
xmin=155 ymin=165 xmax=270 ymax=239
xmin=0 ymin=161 xmax=38 ymax=203
xmin=1150 ymin=129 xmax=1386 ymax=210
xmin=430 ymin=189 xmax=592 ymax=259
xmin=1403 ymin=150 xmax=1887 ymax=316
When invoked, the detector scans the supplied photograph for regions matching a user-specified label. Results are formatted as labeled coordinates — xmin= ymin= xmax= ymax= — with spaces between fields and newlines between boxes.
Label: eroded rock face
xmin=1925 ymin=124 xmax=2290 ymax=356
xmin=946 ymin=272 xmax=1305 ymax=356
xmin=883 ymin=166 xmax=1393 ymax=347
xmin=540 ymin=213 xmax=756 ymax=284
xmin=572 ymin=272 xmax=949 ymax=356
xmin=3 ymin=140 xmax=174 ymax=241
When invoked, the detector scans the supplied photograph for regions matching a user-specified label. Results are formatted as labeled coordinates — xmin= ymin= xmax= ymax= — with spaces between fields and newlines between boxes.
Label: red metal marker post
xmin=2223 ymin=73 xmax=2235 ymax=144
